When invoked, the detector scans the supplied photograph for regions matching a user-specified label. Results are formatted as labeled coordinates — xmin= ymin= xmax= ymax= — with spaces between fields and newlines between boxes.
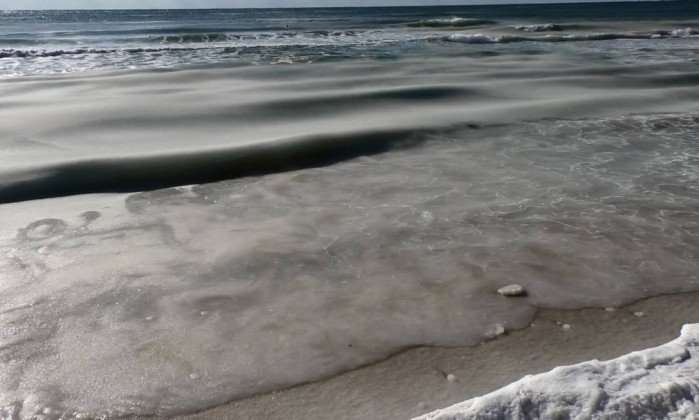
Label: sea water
xmin=1 ymin=2 xmax=699 ymax=418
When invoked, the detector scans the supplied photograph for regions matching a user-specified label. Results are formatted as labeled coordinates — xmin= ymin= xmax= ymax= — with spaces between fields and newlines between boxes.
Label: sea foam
xmin=443 ymin=27 xmax=698 ymax=44
xmin=407 ymin=17 xmax=496 ymax=28
xmin=416 ymin=324 xmax=699 ymax=420
xmin=512 ymin=23 xmax=564 ymax=32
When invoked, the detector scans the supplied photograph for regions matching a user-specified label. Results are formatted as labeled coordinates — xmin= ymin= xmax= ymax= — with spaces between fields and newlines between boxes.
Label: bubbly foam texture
xmin=416 ymin=324 xmax=699 ymax=420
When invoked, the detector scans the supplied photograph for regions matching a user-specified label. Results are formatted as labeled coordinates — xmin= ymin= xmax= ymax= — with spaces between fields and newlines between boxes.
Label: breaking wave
xmin=0 ymin=46 xmax=207 ymax=59
xmin=154 ymin=30 xmax=361 ymax=44
xmin=443 ymin=27 xmax=698 ymax=44
xmin=0 ymin=31 xmax=371 ymax=60
xmin=513 ymin=23 xmax=564 ymax=32
xmin=407 ymin=17 xmax=496 ymax=28
xmin=4 ymin=26 xmax=696 ymax=61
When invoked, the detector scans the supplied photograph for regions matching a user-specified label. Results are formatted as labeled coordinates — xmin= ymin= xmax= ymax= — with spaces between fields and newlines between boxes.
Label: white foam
xmin=513 ymin=23 xmax=563 ymax=32
xmin=415 ymin=324 xmax=699 ymax=420
xmin=408 ymin=17 xmax=495 ymax=28
xmin=443 ymin=27 xmax=698 ymax=44
xmin=671 ymin=27 xmax=698 ymax=37
xmin=443 ymin=33 xmax=511 ymax=44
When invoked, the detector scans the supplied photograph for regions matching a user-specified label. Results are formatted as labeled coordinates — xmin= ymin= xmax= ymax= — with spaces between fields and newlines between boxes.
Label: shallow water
xmin=3 ymin=112 xmax=699 ymax=418
xmin=1 ymin=2 xmax=699 ymax=419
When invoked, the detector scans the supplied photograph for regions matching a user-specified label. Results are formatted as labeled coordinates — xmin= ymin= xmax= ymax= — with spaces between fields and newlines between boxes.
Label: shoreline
xmin=161 ymin=291 xmax=699 ymax=420
xmin=3 ymin=10 xmax=699 ymax=415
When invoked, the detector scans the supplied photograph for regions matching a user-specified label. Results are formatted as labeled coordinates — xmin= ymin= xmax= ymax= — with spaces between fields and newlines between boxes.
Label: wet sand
xmin=170 ymin=291 xmax=699 ymax=420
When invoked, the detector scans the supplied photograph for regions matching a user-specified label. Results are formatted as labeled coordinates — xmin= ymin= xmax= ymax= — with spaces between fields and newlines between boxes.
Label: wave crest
xmin=443 ymin=27 xmax=698 ymax=44
xmin=0 ymin=47 xmax=205 ymax=59
xmin=407 ymin=17 xmax=496 ymax=28
xmin=513 ymin=23 xmax=564 ymax=32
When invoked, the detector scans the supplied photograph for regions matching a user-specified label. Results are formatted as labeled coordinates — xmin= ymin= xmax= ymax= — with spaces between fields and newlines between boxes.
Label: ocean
xmin=1 ymin=2 xmax=699 ymax=76
xmin=1 ymin=2 xmax=699 ymax=419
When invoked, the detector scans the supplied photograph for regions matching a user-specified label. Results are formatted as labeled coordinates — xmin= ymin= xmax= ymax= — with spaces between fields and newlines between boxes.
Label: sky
xmin=0 ymin=0 xmax=647 ymax=9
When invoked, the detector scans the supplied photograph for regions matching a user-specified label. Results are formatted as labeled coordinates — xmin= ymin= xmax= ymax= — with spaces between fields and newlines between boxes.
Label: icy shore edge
xmin=414 ymin=324 xmax=699 ymax=420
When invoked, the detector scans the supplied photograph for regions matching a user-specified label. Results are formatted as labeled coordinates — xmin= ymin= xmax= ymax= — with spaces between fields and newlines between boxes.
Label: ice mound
xmin=415 ymin=324 xmax=699 ymax=420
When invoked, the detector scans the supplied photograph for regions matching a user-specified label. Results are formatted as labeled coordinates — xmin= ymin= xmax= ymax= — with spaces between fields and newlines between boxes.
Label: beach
xmin=1 ymin=3 xmax=699 ymax=419
xmin=173 ymin=292 xmax=699 ymax=420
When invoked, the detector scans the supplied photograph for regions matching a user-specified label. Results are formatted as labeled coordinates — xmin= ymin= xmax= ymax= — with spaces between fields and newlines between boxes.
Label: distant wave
xmin=1 ymin=27 xmax=697 ymax=62
xmin=1 ymin=27 xmax=696 ymax=61
xmin=0 ymin=47 xmax=206 ymax=59
xmin=0 ymin=32 xmax=363 ymax=59
xmin=657 ymin=27 xmax=699 ymax=37
xmin=4 ymin=26 xmax=296 ymax=39
xmin=443 ymin=27 xmax=698 ymax=44
xmin=1 ymin=25 xmax=698 ymax=78
xmin=155 ymin=30 xmax=360 ymax=44
xmin=513 ymin=23 xmax=564 ymax=32
xmin=0 ymin=30 xmax=364 ymax=50
xmin=157 ymin=32 xmax=247 ymax=43
xmin=407 ymin=17 xmax=496 ymax=28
